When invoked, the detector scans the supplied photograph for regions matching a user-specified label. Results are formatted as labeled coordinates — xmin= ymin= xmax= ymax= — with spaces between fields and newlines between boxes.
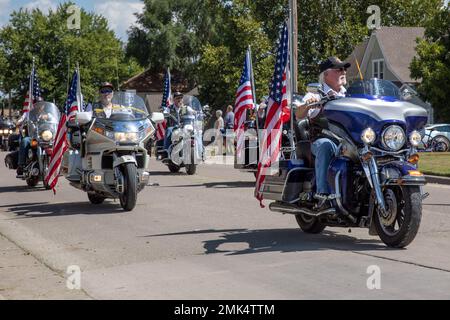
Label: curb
xmin=425 ymin=175 xmax=450 ymax=185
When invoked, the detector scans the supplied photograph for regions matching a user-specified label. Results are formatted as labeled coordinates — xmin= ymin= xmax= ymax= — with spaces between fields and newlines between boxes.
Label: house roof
xmin=345 ymin=38 xmax=369 ymax=80
xmin=374 ymin=27 xmax=424 ymax=83
xmin=346 ymin=27 xmax=425 ymax=83
xmin=121 ymin=69 xmax=197 ymax=93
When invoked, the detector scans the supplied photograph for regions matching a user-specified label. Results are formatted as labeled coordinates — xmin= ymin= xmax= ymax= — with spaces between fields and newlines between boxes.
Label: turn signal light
xmin=408 ymin=154 xmax=420 ymax=165
xmin=408 ymin=170 xmax=423 ymax=177
xmin=31 ymin=139 xmax=38 ymax=148
xmin=93 ymin=127 xmax=105 ymax=135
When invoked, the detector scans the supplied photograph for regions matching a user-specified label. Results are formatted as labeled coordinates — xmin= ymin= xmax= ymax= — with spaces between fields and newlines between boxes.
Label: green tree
xmin=126 ymin=0 xmax=223 ymax=73
xmin=197 ymin=1 xmax=274 ymax=109
xmin=411 ymin=5 xmax=450 ymax=122
xmin=0 ymin=2 xmax=143 ymax=110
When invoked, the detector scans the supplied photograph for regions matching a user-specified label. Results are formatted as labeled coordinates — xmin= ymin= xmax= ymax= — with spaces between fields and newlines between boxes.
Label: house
xmin=121 ymin=69 xmax=198 ymax=113
xmin=345 ymin=26 xmax=434 ymax=123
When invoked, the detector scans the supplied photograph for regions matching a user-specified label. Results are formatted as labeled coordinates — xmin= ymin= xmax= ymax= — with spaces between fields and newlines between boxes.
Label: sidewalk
xmin=0 ymin=234 xmax=90 ymax=300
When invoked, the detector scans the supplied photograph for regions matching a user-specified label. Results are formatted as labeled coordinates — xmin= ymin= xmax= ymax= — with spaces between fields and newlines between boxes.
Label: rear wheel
xmin=168 ymin=163 xmax=180 ymax=173
xmin=374 ymin=186 xmax=422 ymax=248
xmin=119 ymin=163 xmax=138 ymax=211
xmin=295 ymin=214 xmax=326 ymax=234
xmin=432 ymin=136 xmax=450 ymax=152
xmin=88 ymin=192 xmax=106 ymax=204
xmin=26 ymin=176 xmax=39 ymax=187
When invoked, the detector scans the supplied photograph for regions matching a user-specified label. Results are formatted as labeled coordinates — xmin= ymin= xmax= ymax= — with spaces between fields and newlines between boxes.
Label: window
xmin=372 ymin=59 xmax=384 ymax=79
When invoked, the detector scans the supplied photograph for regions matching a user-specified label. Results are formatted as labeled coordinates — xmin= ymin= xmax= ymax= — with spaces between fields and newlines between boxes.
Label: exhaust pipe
xmin=269 ymin=202 xmax=336 ymax=217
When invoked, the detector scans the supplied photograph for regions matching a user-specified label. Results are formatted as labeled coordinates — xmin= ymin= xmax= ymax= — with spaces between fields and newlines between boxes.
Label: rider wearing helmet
xmin=91 ymin=82 xmax=115 ymax=118
xmin=162 ymin=91 xmax=195 ymax=156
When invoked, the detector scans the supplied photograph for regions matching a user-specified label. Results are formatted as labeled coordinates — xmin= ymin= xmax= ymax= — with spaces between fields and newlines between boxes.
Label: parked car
xmin=419 ymin=124 xmax=450 ymax=152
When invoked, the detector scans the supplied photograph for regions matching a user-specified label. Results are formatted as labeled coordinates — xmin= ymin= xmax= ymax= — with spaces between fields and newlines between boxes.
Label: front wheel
xmin=295 ymin=214 xmax=326 ymax=234
xmin=185 ymin=148 xmax=197 ymax=175
xmin=88 ymin=192 xmax=106 ymax=204
xmin=432 ymin=136 xmax=450 ymax=152
xmin=119 ymin=163 xmax=138 ymax=211
xmin=26 ymin=176 xmax=39 ymax=187
xmin=374 ymin=186 xmax=422 ymax=248
xmin=42 ymin=155 xmax=51 ymax=190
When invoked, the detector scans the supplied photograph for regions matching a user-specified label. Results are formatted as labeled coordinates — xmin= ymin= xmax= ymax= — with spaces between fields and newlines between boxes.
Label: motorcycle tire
xmin=42 ymin=156 xmax=51 ymax=190
xmin=26 ymin=176 xmax=39 ymax=187
xmin=295 ymin=214 xmax=326 ymax=234
xmin=119 ymin=163 xmax=138 ymax=211
xmin=432 ymin=136 xmax=450 ymax=152
xmin=374 ymin=186 xmax=422 ymax=248
xmin=88 ymin=192 xmax=106 ymax=205
xmin=185 ymin=150 xmax=196 ymax=175
xmin=168 ymin=163 xmax=180 ymax=173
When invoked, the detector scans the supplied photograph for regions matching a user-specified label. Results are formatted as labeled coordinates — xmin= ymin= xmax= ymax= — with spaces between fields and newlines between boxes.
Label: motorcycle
xmin=157 ymin=95 xmax=205 ymax=175
xmin=259 ymin=79 xmax=428 ymax=248
xmin=8 ymin=102 xmax=60 ymax=188
xmin=0 ymin=117 xmax=15 ymax=151
xmin=65 ymin=91 xmax=164 ymax=211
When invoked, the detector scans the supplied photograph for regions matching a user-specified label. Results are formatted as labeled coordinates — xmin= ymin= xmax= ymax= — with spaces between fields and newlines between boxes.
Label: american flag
xmin=23 ymin=66 xmax=43 ymax=116
xmin=45 ymin=70 xmax=81 ymax=192
xmin=255 ymin=22 xmax=291 ymax=206
xmin=234 ymin=49 xmax=255 ymax=163
xmin=156 ymin=68 xmax=171 ymax=140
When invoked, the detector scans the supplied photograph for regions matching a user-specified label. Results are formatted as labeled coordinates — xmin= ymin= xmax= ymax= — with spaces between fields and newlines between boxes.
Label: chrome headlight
xmin=41 ymin=130 xmax=53 ymax=142
xmin=0 ymin=129 xmax=4 ymax=134
xmin=184 ymin=124 xmax=194 ymax=133
xmin=361 ymin=128 xmax=376 ymax=144
xmin=114 ymin=132 xmax=138 ymax=143
xmin=9 ymin=129 xmax=13 ymax=134
xmin=171 ymin=129 xmax=182 ymax=142
xmin=382 ymin=125 xmax=406 ymax=151
xmin=409 ymin=130 xmax=422 ymax=147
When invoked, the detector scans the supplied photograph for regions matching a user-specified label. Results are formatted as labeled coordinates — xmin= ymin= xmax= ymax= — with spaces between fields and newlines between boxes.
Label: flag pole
xmin=288 ymin=4 xmax=296 ymax=155
xmin=248 ymin=46 xmax=260 ymax=160
xmin=76 ymin=62 xmax=83 ymax=112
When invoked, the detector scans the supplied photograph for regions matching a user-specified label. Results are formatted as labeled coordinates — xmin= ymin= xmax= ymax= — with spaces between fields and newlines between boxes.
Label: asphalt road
xmin=1 ymin=151 xmax=450 ymax=299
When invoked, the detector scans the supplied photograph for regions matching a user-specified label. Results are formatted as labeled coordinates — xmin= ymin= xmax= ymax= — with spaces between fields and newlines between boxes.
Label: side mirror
xmin=306 ymin=83 xmax=323 ymax=94
xmin=76 ymin=112 xmax=92 ymax=125
xmin=151 ymin=112 xmax=165 ymax=124
xmin=401 ymin=90 xmax=413 ymax=101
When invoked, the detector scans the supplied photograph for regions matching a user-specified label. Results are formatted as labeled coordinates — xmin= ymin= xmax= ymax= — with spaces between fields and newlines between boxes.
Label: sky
xmin=0 ymin=0 xmax=144 ymax=41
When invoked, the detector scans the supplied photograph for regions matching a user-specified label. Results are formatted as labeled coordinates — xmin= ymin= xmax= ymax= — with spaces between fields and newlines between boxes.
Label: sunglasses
xmin=100 ymin=89 xmax=113 ymax=94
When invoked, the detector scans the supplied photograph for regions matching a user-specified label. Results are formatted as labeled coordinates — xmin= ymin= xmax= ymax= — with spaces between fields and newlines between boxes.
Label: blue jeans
xmin=18 ymin=136 xmax=31 ymax=166
xmin=163 ymin=127 xmax=174 ymax=151
xmin=311 ymin=138 xmax=337 ymax=194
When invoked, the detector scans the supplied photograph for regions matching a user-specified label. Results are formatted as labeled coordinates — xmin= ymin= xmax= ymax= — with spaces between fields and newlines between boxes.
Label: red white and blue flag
xmin=45 ymin=69 xmax=81 ymax=192
xmin=23 ymin=66 xmax=43 ymax=117
xmin=255 ymin=22 xmax=291 ymax=206
xmin=234 ymin=49 xmax=255 ymax=162
xmin=156 ymin=68 xmax=171 ymax=140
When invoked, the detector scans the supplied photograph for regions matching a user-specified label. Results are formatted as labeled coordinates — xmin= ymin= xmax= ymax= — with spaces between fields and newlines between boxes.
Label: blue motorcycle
xmin=260 ymin=79 xmax=427 ymax=248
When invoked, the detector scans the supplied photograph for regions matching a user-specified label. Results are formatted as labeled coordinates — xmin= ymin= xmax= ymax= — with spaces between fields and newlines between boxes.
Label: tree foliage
xmin=411 ymin=4 xmax=450 ymax=122
xmin=0 ymin=2 xmax=143 ymax=109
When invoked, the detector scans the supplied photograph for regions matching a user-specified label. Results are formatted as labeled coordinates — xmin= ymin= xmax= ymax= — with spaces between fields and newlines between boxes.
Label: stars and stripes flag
xmin=255 ymin=22 xmax=291 ymax=206
xmin=156 ymin=68 xmax=171 ymax=140
xmin=23 ymin=65 xmax=43 ymax=118
xmin=234 ymin=49 xmax=255 ymax=162
xmin=45 ymin=69 xmax=82 ymax=192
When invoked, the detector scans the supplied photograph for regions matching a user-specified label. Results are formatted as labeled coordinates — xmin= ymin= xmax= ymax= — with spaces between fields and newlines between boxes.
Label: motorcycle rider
xmin=16 ymin=96 xmax=47 ymax=177
xmin=296 ymin=56 xmax=350 ymax=210
xmin=90 ymin=82 xmax=115 ymax=118
xmin=162 ymin=91 xmax=195 ymax=157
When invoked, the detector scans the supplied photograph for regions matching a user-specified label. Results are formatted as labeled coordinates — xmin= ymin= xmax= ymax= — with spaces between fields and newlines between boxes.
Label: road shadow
xmin=165 ymin=181 xmax=255 ymax=189
xmin=150 ymin=170 xmax=187 ymax=176
xmin=424 ymin=203 xmax=450 ymax=207
xmin=7 ymin=201 xmax=123 ymax=218
xmin=144 ymin=228 xmax=392 ymax=254
xmin=0 ymin=185 xmax=48 ymax=194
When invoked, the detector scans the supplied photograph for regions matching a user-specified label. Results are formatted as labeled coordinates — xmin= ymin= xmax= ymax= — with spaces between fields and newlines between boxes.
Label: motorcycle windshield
xmin=109 ymin=92 xmax=149 ymax=121
xmin=182 ymin=95 xmax=204 ymax=130
xmin=346 ymin=79 xmax=401 ymax=101
xmin=28 ymin=102 xmax=60 ymax=139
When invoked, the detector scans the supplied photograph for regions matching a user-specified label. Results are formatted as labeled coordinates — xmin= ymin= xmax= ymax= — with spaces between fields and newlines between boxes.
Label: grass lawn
xmin=418 ymin=152 xmax=450 ymax=177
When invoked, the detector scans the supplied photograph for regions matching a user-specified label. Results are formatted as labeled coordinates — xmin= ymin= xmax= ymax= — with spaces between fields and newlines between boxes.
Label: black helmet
xmin=99 ymin=82 xmax=114 ymax=91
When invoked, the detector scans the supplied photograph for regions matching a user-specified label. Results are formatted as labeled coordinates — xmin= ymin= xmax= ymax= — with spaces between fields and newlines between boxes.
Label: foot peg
xmin=421 ymin=192 xmax=429 ymax=200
